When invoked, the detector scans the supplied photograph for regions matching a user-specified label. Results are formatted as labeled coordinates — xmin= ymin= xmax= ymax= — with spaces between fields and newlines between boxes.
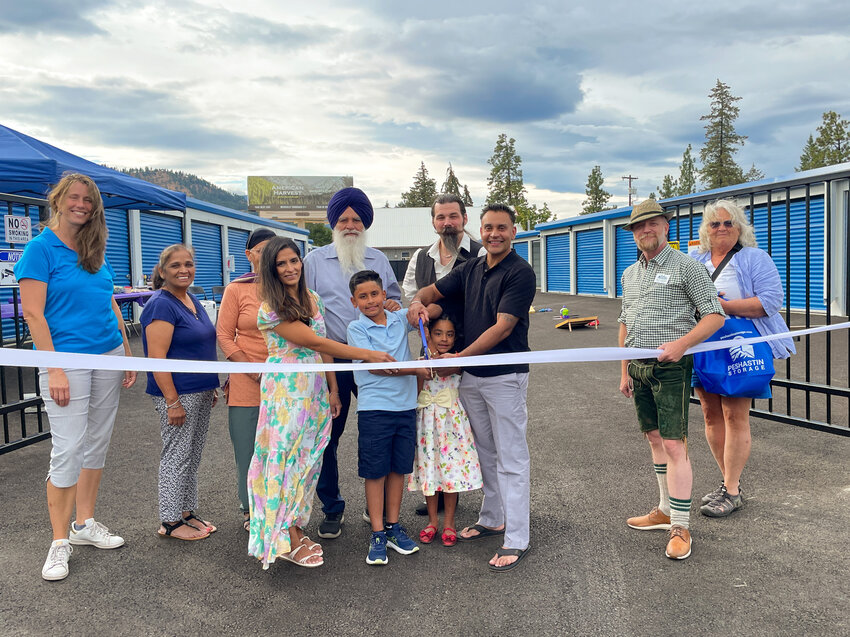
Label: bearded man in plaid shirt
xmin=618 ymin=199 xmax=725 ymax=560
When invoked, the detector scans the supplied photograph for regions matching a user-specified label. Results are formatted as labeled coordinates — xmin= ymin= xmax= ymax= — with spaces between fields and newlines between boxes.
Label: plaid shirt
xmin=619 ymin=244 xmax=724 ymax=349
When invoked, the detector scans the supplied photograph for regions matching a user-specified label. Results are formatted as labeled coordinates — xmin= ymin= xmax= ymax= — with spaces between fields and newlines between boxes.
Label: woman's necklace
xmin=166 ymin=289 xmax=199 ymax=320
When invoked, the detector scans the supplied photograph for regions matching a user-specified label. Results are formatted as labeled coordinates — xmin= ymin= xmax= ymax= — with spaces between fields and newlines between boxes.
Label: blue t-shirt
xmin=140 ymin=289 xmax=219 ymax=396
xmin=13 ymin=227 xmax=123 ymax=354
xmin=346 ymin=308 xmax=416 ymax=412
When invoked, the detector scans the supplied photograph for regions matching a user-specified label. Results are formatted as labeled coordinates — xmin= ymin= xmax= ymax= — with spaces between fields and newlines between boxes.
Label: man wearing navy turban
xmin=303 ymin=187 xmax=401 ymax=540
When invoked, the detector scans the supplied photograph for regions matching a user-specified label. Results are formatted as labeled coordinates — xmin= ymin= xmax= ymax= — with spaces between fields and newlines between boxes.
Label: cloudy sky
xmin=2 ymin=0 xmax=849 ymax=217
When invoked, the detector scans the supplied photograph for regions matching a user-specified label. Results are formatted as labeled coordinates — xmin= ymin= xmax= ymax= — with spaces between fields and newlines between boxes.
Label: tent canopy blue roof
xmin=0 ymin=124 xmax=186 ymax=211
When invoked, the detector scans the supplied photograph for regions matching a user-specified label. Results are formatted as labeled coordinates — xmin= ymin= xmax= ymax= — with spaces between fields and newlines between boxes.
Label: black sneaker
xmin=318 ymin=512 xmax=344 ymax=539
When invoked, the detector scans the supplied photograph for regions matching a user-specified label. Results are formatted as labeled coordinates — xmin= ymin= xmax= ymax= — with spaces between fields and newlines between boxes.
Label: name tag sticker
xmin=654 ymin=273 xmax=670 ymax=285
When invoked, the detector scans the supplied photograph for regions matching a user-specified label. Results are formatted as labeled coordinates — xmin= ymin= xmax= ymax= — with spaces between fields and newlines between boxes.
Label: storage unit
xmin=227 ymin=228 xmax=251 ymax=278
xmin=190 ymin=220 xmax=223 ymax=293
xmin=614 ymin=224 xmax=637 ymax=297
xmin=575 ymin=228 xmax=605 ymax=295
xmin=545 ymin=233 xmax=571 ymax=293
xmin=514 ymin=241 xmax=529 ymax=261
xmin=139 ymin=212 xmax=184 ymax=282
xmin=750 ymin=196 xmax=825 ymax=311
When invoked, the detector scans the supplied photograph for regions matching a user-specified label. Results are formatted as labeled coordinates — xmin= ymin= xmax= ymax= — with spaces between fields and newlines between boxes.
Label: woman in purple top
xmin=141 ymin=244 xmax=219 ymax=541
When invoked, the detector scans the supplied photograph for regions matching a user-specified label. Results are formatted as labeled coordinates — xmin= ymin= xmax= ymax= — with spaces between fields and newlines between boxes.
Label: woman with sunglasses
xmin=689 ymin=200 xmax=794 ymax=517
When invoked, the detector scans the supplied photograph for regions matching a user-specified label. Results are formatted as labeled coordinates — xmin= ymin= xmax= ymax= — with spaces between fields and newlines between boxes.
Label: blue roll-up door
xmin=140 ymin=212 xmax=184 ymax=281
xmin=615 ymin=225 xmax=638 ymax=297
xmin=546 ymin=233 xmax=571 ymax=293
xmin=190 ymin=220 xmax=223 ymax=294
xmin=104 ymin=208 xmax=132 ymax=319
xmin=514 ymin=241 xmax=529 ymax=261
xmin=750 ymin=196 xmax=825 ymax=311
xmin=668 ymin=214 xmax=702 ymax=251
xmin=295 ymin=239 xmax=306 ymax=258
xmin=575 ymin=228 xmax=604 ymax=295
xmin=104 ymin=209 xmax=130 ymax=287
xmin=228 ymin=228 xmax=251 ymax=277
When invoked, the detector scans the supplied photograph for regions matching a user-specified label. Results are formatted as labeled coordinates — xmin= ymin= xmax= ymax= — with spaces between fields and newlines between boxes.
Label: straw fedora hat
xmin=622 ymin=199 xmax=672 ymax=231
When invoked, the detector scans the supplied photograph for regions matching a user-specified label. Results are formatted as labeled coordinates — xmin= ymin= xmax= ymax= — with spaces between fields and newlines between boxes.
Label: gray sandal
xmin=700 ymin=488 xmax=743 ymax=517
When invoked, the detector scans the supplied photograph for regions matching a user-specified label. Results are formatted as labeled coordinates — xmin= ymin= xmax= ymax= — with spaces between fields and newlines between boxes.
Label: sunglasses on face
xmin=709 ymin=220 xmax=734 ymax=229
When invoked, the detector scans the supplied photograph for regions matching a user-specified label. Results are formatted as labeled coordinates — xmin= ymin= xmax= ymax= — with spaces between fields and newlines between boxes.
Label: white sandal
xmin=301 ymin=535 xmax=323 ymax=556
xmin=281 ymin=542 xmax=324 ymax=568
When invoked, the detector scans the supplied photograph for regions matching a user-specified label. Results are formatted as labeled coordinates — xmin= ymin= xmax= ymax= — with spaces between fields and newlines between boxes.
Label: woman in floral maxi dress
xmin=247 ymin=237 xmax=394 ymax=570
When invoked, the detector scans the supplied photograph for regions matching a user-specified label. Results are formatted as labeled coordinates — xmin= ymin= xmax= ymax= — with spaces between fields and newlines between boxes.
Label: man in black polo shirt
xmin=408 ymin=203 xmax=536 ymax=572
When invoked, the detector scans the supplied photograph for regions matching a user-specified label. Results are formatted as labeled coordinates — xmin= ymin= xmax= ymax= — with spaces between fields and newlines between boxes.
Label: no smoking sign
xmin=4 ymin=215 xmax=32 ymax=244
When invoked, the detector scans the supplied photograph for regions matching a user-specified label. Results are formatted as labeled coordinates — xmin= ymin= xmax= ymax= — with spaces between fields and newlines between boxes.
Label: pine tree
xmin=677 ymin=144 xmax=698 ymax=195
xmin=486 ymin=134 xmax=528 ymax=210
xmin=648 ymin=192 xmax=657 ymax=200
xmin=699 ymin=80 xmax=746 ymax=189
xmin=441 ymin=163 xmax=462 ymax=196
xmin=742 ymin=163 xmax=765 ymax=182
xmin=798 ymin=134 xmax=824 ymax=171
xmin=398 ymin=162 xmax=438 ymax=207
xmin=462 ymin=185 xmax=473 ymax=207
xmin=658 ymin=174 xmax=677 ymax=199
xmin=581 ymin=165 xmax=613 ymax=215
xmin=798 ymin=111 xmax=850 ymax=170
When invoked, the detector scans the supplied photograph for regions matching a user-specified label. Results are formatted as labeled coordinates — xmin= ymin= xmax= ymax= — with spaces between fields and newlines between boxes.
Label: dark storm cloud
xmin=0 ymin=0 xmax=114 ymax=35
xmin=3 ymin=81 xmax=272 ymax=155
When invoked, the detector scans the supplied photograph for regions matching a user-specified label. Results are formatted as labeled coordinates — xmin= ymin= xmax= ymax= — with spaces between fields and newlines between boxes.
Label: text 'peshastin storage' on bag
xmin=693 ymin=317 xmax=775 ymax=398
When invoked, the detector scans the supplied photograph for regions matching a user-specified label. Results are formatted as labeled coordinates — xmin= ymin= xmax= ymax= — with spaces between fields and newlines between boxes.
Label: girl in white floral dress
xmin=408 ymin=316 xmax=483 ymax=547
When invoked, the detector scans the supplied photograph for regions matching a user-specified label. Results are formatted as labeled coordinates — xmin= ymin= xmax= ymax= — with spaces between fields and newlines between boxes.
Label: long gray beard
xmin=439 ymin=229 xmax=461 ymax=256
xmin=333 ymin=229 xmax=368 ymax=274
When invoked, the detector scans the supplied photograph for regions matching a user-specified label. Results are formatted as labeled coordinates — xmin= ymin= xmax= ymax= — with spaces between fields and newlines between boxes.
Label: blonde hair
xmin=697 ymin=199 xmax=758 ymax=253
xmin=152 ymin=244 xmax=195 ymax=290
xmin=46 ymin=173 xmax=108 ymax=273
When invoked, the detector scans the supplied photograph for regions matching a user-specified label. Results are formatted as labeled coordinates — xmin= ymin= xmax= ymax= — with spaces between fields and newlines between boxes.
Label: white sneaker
xmin=69 ymin=518 xmax=125 ymax=549
xmin=42 ymin=540 xmax=72 ymax=581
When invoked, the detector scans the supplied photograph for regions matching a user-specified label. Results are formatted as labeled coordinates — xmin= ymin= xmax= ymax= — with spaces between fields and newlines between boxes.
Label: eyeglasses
xmin=709 ymin=220 xmax=734 ymax=229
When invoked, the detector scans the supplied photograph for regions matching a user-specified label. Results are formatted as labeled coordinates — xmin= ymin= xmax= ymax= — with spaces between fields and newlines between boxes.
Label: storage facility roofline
xmin=186 ymin=196 xmax=309 ymax=236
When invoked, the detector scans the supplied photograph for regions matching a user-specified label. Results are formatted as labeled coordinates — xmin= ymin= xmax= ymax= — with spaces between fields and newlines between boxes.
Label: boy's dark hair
xmin=349 ymin=269 xmax=384 ymax=295
xmin=480 ymin=203 xmax=516 ymax=223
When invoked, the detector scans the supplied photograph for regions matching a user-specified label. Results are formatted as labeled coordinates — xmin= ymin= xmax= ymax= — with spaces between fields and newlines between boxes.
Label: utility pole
xmin=621 ymin=175 xmax=639 ymax=206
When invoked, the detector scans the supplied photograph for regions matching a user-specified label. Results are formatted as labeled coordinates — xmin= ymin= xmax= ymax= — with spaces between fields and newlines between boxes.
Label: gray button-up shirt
xmin=303 ymin=243 xmax=402 ymax=344
xmin=619 ymin=244 xmax=724 ymax=349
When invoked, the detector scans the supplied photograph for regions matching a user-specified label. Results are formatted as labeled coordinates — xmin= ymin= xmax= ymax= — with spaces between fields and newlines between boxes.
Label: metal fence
xmin=1 ymin=193 xmax=49 ymax=454
xmin=662 ymin=170 xmax=850 ymax=436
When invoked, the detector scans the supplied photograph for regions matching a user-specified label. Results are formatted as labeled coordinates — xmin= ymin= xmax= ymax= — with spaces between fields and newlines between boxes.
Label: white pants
xmin=39 ymin=346 xmax=124 ymax=488
xmin=459 ymin=372 xmax=530 ymax=550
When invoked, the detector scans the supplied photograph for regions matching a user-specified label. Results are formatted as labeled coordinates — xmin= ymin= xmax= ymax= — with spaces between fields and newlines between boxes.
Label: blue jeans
xmin=316 ymin=365 xmax=357 ymax=515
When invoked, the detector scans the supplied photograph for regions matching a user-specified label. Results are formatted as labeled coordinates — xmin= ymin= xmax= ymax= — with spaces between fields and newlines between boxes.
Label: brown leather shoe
xmin=665 ymin=525 xmax=692 ymax=560
xmin=626 ymin=506 xmax=672 ymax=531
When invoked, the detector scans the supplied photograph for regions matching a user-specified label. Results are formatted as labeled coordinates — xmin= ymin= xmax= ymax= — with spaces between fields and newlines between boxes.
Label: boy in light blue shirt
xmin=346 ymin=270 xmax=427 ymax=565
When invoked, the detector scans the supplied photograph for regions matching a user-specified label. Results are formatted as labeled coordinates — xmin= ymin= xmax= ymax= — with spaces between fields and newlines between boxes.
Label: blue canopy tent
xmin=0 ymin=124 xmax=186 ymax=211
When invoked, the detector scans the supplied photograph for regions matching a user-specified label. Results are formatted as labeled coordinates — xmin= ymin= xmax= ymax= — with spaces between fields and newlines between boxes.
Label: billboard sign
xmin=248 ymin=176 xmax=354 ymax=211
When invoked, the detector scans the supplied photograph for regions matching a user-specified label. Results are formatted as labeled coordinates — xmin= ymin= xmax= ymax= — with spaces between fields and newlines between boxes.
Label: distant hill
xmin=120 ymin=167 xmax=249 ymax=211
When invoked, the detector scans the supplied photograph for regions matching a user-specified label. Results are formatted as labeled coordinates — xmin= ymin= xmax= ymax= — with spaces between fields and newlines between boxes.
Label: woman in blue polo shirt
xmin=141 ymin=244 xmax=219 ymax=541
xmin=15 ymin=173 xmax=136 ymax=582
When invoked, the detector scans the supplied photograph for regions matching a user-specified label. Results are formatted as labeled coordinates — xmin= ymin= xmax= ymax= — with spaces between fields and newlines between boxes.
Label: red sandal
xmin=441 ymin=526 xmax=457 ymax=547
xmin=419 ymin=524 xmax=437 ymax=544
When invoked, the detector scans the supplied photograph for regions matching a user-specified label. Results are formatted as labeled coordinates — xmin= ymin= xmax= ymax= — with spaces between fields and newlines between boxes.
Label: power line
xmin=621 ymin=175 xmax=639 ymax=206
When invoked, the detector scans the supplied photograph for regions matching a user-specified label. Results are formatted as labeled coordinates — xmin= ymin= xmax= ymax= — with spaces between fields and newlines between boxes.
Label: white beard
xmin=333 ymin=228 xmax=368 ymax=274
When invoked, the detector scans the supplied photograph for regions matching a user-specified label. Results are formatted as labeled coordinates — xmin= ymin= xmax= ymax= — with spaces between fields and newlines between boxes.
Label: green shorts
xmin=628 ymin=356 xmax=693 ymax=441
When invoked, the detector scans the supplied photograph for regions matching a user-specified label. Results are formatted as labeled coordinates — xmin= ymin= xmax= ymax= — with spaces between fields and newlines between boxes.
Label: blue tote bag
xmin=693 ymin=317 xmax=775 ymax=398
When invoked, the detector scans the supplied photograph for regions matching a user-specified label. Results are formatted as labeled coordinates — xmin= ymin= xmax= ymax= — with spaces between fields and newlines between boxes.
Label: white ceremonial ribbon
xmin=417 ymin=387 xmax=458 ymax=409
xmin=0 ymin=322 xmax=847 ymax=374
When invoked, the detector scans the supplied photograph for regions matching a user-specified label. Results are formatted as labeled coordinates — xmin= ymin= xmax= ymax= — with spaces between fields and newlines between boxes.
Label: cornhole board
xmin=555 ymin=316 xmax=598 ymax=331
